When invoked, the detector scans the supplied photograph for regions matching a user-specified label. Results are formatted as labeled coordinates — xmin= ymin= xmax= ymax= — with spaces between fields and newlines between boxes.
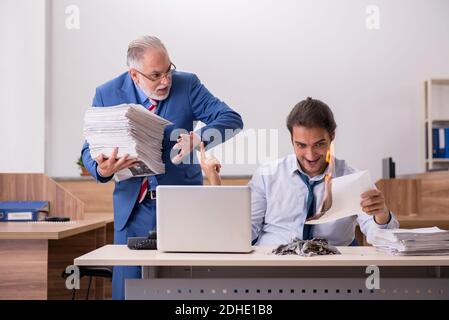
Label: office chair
xmin=61 ymin=266 xmax=113 ymax=300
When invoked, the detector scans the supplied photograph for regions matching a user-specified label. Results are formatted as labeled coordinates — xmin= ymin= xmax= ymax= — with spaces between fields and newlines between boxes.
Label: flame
xmin=308 ymin=141 xmax=335 ymax=220
xmin=326 ymin=142 xmax=335 ymax=163
xmin=324 ymin=142 xmax=335 ymax=181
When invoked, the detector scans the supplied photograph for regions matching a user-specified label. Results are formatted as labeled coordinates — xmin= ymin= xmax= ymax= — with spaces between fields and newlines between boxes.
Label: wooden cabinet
xmin=0 ymin=174 xmax=108 ymax=300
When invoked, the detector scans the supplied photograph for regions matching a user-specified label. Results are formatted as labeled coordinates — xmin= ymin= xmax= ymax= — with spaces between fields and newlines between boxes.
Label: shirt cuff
xmin=96 ymin=164 xmax=113 ymax=182
xmin=373 ymin=210 xmax=392 ymax=228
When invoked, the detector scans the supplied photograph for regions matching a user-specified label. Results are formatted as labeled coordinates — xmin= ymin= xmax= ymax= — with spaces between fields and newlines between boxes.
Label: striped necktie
xmin=297 ymin=171 xmax=324 ymax=240
xmin=147 ymin=99 xmax=158 ymax=113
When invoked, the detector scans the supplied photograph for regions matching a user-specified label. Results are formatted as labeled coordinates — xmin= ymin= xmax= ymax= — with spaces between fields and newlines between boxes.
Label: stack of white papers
xmin=368 ymin=227 xmax=449 ymax=256
xmin=83 ymin=104 xmax=172 ymax=181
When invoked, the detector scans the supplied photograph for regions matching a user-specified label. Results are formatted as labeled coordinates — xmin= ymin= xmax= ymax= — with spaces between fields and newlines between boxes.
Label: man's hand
xmin=95 ymin=147 xmax=138 ymax=177
xmin=171 ymin=131 xmax=201 ymax=164
xmin=360 ymin=189 xmax=390 ymax=224
xmin=200 ymin=142 xmax=221 ymax=185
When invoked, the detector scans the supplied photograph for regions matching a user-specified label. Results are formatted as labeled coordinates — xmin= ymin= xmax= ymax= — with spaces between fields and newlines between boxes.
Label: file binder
xmin=0 ymin=201 xmax=49 ymax=222
xmin=432 ymin=127 xmax=449 ymax=158
xmin=446 ymin=128 xmax=449 ymax=157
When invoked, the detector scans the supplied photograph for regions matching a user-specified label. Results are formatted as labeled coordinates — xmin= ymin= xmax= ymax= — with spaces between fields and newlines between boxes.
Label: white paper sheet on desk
xmin=305 ymin=170 xmax=373 ymax=225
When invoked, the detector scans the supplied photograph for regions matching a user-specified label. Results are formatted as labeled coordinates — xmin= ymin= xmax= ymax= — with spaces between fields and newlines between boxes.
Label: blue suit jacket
xmin=81 ymin=71 xmax=243 ymax=231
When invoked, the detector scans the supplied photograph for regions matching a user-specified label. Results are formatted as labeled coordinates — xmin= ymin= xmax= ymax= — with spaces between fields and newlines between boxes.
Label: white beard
xmin=141 ymin=83 xmax=171 ymax=101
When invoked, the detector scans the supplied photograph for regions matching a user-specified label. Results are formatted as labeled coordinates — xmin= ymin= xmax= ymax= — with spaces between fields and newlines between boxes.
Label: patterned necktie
xmin=137 ymin=100 xmax=158 ymax=204
xmin=148 ymin=100 xmax=157 ymax=112
xmin=297 ymin=171 xmax=324 ymax=240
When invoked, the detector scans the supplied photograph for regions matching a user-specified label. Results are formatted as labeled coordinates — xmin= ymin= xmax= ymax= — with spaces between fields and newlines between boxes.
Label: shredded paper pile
xmin=272 ymin=238 xmax=341 ymax=257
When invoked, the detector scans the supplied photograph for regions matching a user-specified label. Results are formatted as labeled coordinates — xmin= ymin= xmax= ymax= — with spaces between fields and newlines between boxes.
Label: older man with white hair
xmin=81 ymin=35 xmax=243 ymax=299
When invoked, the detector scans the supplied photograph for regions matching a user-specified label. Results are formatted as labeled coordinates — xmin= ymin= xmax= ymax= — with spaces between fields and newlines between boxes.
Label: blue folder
xmin=433 ymin=128 xmax=449 ymax=158
xmin=446 ymin=128 xmax=449 ymax=157
xmin=0 ymin=201 xmax=49 ymax=222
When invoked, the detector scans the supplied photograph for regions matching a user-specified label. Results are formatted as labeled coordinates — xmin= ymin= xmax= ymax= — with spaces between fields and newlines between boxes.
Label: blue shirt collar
xmin=134 ymin=82 xmax=149 ymax=106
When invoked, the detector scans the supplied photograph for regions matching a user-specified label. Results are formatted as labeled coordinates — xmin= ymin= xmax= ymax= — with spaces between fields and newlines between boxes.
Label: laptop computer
xmin=156 ymin=185 xmax=252 ymax=253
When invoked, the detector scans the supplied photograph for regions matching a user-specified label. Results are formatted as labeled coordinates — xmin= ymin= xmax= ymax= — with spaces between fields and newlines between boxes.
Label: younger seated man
xmin=249 ymin=97 xmax=399 ymax=245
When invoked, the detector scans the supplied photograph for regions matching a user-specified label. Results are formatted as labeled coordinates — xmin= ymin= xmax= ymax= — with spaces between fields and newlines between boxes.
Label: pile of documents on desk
xmin=369 ymin=227 xmax=449 ymax=256
xmin=83 ymin=104 xmax=172 ymax=181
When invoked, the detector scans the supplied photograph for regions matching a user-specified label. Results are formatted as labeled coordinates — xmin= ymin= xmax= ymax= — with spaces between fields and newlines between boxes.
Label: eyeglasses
xmin=135 ymin=63 xmax=176 ymax=82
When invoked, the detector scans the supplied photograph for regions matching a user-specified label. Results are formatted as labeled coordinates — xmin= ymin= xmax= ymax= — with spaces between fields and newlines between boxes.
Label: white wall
xmin=0 ymin=0 xmax=47 ymax=173
xmin=15 ymin=0 xmax=449 ymax=179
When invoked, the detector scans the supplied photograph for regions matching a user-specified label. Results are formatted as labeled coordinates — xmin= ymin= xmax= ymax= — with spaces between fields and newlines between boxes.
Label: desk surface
xmin=74 ymin=245 xmax=449 ymax=267
xmin=84 ymin=212 xmax=114 ymax=224
xmin=0 ymin=220 xmax=106 ymax=240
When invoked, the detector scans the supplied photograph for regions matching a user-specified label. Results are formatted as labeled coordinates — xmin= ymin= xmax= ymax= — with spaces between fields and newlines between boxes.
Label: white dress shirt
xmin=249 ymin=154 xmax=399 ymax=246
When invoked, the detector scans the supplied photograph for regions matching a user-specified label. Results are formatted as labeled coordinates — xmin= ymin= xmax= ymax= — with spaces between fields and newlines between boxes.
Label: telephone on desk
xmin=127 ymin=230 xmax=157 ymax=250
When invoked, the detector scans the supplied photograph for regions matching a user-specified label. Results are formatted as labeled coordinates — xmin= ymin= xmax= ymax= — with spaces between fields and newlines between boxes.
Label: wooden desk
xmin=75 ymin=245 xmax=449 ymax=300
xmin=0 ymin=220 xmax=106 ymax=239
xmin=62 ymin=175 xmax=449 ymax=299
xmin=0 ymin=173 xmax=115 ymax=300
xmin=84 ymin=212 xmax=114 ymax=224
xmin=75 ymin=245 xmax=449 ymax=267
xmin=0 ymin=220 xmax=107 ymax=300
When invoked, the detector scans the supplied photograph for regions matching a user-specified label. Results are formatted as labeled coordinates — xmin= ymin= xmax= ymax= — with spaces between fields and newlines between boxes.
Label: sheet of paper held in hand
xmin=305 ymin=170 xmax=373 ymax=225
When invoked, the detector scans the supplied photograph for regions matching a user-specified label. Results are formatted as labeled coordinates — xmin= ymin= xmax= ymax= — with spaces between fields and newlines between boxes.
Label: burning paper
xmin=305 ymin=170 xmax=373 ymax=225
xmin=307 ymin=142 xmax=335 ymax=222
